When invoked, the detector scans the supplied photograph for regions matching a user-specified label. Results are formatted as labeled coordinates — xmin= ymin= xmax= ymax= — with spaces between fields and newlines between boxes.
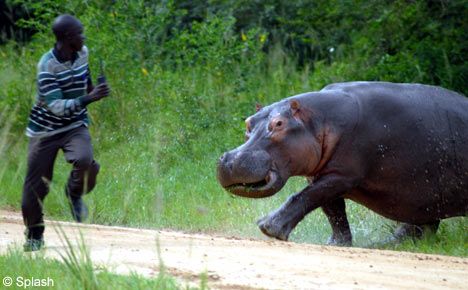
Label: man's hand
xmin=79 ymin=83 xmax=111 ymax=107
xmin=89 ymin=83 xmax=110 ymax=101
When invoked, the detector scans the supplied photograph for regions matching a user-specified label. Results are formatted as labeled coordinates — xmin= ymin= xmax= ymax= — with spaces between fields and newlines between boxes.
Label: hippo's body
xmin=217 ymin=82 xmax=468 ymax=245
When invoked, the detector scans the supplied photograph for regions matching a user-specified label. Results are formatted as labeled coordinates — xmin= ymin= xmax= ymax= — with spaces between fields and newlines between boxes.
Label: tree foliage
xmin=3 ymin=0 xmax=466 ymax=94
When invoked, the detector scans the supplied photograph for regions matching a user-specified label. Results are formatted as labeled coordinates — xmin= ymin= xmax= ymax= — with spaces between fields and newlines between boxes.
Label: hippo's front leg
xmin=257 ymin=174 xmax=355 ymax=241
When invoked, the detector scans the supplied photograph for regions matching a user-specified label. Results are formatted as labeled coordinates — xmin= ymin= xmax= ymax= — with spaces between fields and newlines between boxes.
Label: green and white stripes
xmin=26 ymin=46 xmax=91 ymax=137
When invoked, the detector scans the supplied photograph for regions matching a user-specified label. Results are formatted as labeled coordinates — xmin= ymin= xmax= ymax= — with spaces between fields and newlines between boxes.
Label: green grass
xmin=0 ymin=244 xmax=192 ymax=290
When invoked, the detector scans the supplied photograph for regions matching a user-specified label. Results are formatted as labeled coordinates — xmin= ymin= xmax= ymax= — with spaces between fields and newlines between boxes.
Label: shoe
xmin=23 ymin=238 xmax=44 ymax=252
xmin=67 ymin=194 xmax=89 ymax=222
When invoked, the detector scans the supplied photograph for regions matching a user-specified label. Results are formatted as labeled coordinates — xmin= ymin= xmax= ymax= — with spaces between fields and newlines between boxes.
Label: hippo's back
xmin=323 ymin=81 xmax=467 ymax=112
xmin=323 ymin=82 xmax=468 ymax=222
xmin=322 ymin=82 xmax=468 ymax=147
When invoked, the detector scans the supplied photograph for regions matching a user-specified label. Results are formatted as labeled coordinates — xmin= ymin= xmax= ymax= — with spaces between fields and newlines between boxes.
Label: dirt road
xmin=1 ymin=210 xmax=467 ymax=289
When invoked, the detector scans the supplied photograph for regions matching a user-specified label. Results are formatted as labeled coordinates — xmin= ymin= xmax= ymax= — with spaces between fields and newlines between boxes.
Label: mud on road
xmin=1 ymin=210 xmax=467 ymax=289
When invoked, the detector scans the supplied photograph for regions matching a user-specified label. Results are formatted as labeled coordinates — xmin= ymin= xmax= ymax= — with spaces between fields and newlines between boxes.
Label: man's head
xmin=52 ymin=14 xmax=84 ymax=52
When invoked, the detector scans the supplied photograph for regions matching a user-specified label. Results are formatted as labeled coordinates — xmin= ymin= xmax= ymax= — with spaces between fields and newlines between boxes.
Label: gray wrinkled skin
xmin=217 ymin=81 xmax=468 ymax=245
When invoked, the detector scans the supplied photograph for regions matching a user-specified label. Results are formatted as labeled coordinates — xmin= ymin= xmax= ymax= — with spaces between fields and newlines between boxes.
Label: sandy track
xmin=1 ymin=210 xmax=467 ymax=289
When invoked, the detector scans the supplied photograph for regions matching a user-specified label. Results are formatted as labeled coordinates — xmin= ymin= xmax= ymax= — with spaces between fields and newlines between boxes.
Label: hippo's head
xmin=217 ymin=98 xmax=324 ymax=198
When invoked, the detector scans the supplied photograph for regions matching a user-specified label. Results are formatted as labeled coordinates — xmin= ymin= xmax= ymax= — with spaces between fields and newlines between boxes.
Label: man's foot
xmin=67 ymin=194 xmax=89 ymax=222
xmin=23 ymin=238 xmax=44 ymax=252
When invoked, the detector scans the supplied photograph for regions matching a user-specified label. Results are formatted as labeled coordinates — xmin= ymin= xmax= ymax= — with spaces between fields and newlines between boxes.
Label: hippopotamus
xmin=217 ymin=81 xmax=468 ymax=246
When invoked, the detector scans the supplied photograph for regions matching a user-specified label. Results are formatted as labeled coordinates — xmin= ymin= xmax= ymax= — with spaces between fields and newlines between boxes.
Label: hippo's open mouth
xmin=225 ymin=170 xmax=283 ymax=198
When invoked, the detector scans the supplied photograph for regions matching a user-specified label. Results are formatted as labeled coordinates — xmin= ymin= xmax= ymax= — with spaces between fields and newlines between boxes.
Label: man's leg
xmin=22 ymin=136 xmax=60 ymax=251
xmin=63 ymin=126 xmax=100 ymax=222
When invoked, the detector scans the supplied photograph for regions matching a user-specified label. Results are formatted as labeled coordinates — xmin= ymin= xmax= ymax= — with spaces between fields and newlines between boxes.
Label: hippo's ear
xmin=290 ymin=99 xmax=311 ymax=123
xmin=255 ymin=103 xmax=263 ymax=112
xmin=290 ymin=99 xmax=301 ymax=117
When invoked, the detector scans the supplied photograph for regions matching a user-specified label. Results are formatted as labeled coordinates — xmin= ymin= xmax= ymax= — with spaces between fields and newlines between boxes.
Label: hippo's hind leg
xmin=393 ymin=221 xmax=440 ymax=241
xmin=371 ymin=221 xmax=440 ymax=248
xmin=322 ymin=198 xmax=352 ymax=246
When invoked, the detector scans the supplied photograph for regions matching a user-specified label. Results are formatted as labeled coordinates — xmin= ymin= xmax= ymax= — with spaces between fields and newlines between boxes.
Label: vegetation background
xmin=0 ymin=0 xmax=466 ymax=259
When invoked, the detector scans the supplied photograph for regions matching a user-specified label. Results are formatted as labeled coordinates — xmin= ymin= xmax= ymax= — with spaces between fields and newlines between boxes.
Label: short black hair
xmin=52 ymin=14 xmax=82 ymax=40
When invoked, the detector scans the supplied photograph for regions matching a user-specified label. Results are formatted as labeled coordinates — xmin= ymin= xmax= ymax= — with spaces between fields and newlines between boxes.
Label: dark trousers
xmin=22 ymin=125 xmax=100 ymax=239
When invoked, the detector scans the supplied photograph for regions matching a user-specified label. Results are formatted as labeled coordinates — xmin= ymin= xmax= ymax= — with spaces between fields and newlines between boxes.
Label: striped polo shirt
xmin=26 ymin=45 xmax=91 ymax=138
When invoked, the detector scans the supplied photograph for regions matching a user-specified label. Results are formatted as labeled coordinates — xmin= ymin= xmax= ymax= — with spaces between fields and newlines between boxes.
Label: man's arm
xmin=38 ymin=70 xmax=82 ymax=116
xmin=80 ymin=63 xmax=110 ymax=106
xmin=38 ymin=64 xmax=109 ymax=116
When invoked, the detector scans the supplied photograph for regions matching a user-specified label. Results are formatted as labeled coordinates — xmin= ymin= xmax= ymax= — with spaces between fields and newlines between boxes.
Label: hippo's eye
xmin=268 ymin=118 xmax=286 ymax=134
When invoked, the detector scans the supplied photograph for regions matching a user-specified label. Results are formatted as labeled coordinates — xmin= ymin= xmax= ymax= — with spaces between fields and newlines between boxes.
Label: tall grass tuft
xmin=55 ymin=227 xmax=99 ymax=289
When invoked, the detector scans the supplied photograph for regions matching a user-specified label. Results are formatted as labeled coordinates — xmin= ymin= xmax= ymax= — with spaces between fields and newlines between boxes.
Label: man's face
xmin=66 ymin=24 xmax=85 ymax=52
